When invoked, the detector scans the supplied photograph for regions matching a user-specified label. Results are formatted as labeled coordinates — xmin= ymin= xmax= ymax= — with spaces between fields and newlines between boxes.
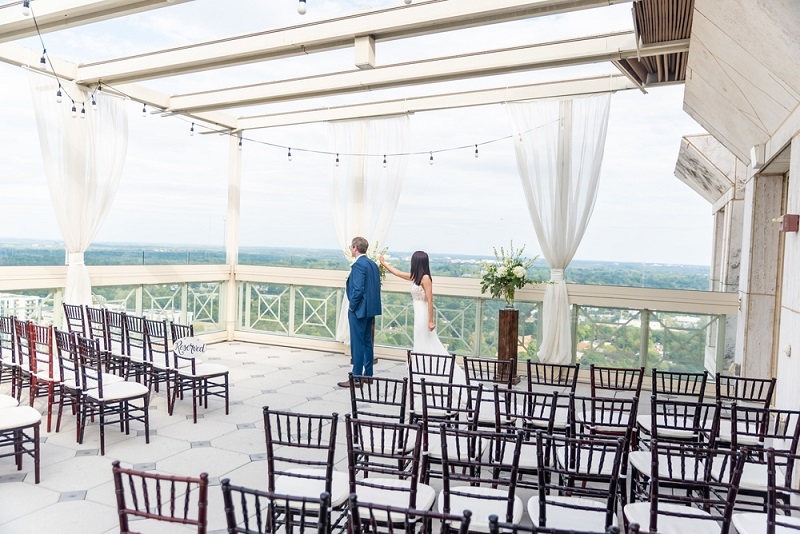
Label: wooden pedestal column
xmin=498 ymin=308 xmax=519 ymax=384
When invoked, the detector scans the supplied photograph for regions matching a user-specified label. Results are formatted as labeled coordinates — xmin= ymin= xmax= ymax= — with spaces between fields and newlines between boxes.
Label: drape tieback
xmin=550 ymin=268 xmax=565 ymax=282
xmin=67 ymin=252 xmax=85 ymax=266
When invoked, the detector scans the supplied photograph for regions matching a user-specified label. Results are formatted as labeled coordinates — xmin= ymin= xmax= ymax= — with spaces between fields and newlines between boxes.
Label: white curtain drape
xmin=28 ymin=72 xmax=128 ymax=305
xmin=329 ymin=115 xmax=410 ymax=344
xmin=507 ymin=93 xmax=611 ymax=364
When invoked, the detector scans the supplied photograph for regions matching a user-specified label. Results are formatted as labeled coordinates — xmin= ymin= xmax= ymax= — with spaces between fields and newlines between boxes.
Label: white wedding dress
xmin=410 ymin=283 xmax=449 ymax=355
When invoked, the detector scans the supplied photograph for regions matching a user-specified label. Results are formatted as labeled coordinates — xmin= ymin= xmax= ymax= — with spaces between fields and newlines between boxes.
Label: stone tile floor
xmin=0 ymin=343 xmax=603 ymax=533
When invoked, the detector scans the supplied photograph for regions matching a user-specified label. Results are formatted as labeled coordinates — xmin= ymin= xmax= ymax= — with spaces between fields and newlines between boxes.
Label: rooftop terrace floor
xmin=0 ymin=342 xmax=598 ymax=534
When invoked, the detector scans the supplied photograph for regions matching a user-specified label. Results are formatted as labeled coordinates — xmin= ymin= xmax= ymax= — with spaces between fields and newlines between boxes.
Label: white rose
xmin=513 ymin=266 xmax=526 ymax=278
xmin=496 ymin=266 xmax=508 ymax=277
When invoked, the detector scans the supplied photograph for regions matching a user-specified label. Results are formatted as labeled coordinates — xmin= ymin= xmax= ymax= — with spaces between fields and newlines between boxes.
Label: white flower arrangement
xmin=480 ymin=242 xmax=539 ymax=307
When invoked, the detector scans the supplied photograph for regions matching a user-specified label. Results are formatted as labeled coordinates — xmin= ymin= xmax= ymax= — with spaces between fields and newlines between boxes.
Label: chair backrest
xmin=30 ymin=323 xmax=54 ymax=379
xmin=349 ymin=373 xmax=408 ymax=424
xmin=104 ymin=308 xmax=127 ymax=356
xmin=535 ymin=431 xmax=624 ymax=530
xmin=53 ymin=328 xmax=78 ymax=385
xmin=262 ymin=407 xmax=339 ymax=496
xmin=589 ymin=364 xmax=644 ymax=398
xmin=74 ymin=334 xmax=106 ymax=393
xmin=124 ymin=313 xmax=148 ymax=362
xmin=0 ymin=315 xmax=16 ymax=365
xmin=419 ymin=381 xmax=482 ymax=431
xmin=171 ymin=322 xmax=194 ymax=343
xmin=731 ymin=404 xmax=800 ymax=484
xmin=13 ymin=319 xmax=33 ymax=371
xmin=144 ymin=318 xmax=171 ymax=368
xmin=647 ymin=440 xmax=745 ymax=534
xmin=62 ymin=303 xmax=86 ymax=337
xmin=344 ymin=415 xmax=425 ymax=508
xmin=488 ymin=514 xmax=627 ymax=534
xmin=85 ymin=306 xmax=109 ymax=350
xmin=649 ymin=397 xmax=720 ymax=445
xmin=112 ymin=460 xmax=208 ymax=534
xmin=221 ymin=480 xmax=330 ymax=534
xmin=716 ymin=373 xmax=775 ymax=409
xmin=526 ymin=361 xmax=580 ymax=394
xmin=765 ymin=448 xmax=800 ymax=534
xmin=651 ymin=368 xmax=709 ymax=401
xmin=462 ymin=356 xmax=514 ymax=388
xmin=494 ymin=386 xmax=559 ymax=437
xmin=569 ymin=394 xmax=639 ymax=440
xmin=349 ymin=493 xmax=471 ymax=534
xmin=439 ymin=426 xmax=523 ymax=524
xmin=407 ymin=351 xmax=456 ymax=411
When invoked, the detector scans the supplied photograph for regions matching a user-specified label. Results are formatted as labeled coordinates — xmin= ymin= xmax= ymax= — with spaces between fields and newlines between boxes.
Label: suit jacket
xmin=346 ymin=255 xmax=382 ymax=319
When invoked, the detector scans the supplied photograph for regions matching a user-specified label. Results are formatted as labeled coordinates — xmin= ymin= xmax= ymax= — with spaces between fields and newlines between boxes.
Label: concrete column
xmin=735 ymin=172 xmax=784 ymax=379
xmin=775 ymin=136 xmax=799 ymax=409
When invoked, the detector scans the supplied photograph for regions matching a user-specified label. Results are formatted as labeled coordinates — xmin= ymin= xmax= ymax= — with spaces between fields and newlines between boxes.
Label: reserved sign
xmin=174 ymin=337 xmax=206 ymax=357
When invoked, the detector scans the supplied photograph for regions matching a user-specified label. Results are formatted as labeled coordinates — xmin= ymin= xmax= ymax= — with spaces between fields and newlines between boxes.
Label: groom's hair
xmin=352 ymin=237 xmax=369 ymax=254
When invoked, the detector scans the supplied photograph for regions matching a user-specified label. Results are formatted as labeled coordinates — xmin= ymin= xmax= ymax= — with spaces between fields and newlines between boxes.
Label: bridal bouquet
xmin=480 ymin=242 xmax=538 ymax=307
xmin=367 ymin=243 xmax=388 ymax=283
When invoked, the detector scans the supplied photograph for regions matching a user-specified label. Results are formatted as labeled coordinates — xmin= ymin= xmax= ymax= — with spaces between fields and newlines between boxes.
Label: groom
xmin=339 ymin=236 xmax=381 ymax=388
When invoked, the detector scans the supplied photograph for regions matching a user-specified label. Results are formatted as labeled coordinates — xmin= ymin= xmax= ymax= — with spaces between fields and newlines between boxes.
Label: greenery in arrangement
xmin=479 ymin=242 xmax=542 ymax=307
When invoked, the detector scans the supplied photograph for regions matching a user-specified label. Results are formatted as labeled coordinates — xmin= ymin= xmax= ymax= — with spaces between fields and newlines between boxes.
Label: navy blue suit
xmin=346 ymin=254 xmax=382 ymax=377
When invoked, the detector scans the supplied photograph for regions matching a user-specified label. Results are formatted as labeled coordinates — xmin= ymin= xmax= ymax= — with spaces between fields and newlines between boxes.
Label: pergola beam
xmin=169 ymin=33 xmax=688 ymax=114
xmin=73 ymin=0 xmax=632 ymax=85
xmin=236 ymin=74 xmax=639 ymax=130
xmin=0 ymin=0 xmax=193 ymax=43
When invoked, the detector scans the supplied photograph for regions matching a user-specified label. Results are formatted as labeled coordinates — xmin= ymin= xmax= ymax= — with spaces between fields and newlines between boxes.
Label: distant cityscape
xmin=0 ymin=238 xmax=711 ymax=291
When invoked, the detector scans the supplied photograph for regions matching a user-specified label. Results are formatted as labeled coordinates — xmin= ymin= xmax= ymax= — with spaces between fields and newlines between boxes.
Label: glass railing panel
xmin=292 ymin=285 xmax=340 ymax=339
xmin=239 ymin=282 xmax=290 ymax=335
xmin=575 ymin=306 xmax=645 ymax=369
xmin=187 ymin=282 xmax=223 ymax=333
xmin=0 ymin=290 xmax=56 ymax=324
xmin=648 ymin=311 xmax=718 ymax=373
xmin=92 ymin=285 xmax=137 ymax=310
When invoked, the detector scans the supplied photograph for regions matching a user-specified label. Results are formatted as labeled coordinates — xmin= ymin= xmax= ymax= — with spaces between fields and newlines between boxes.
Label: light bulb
xmin=288 ymin=148 xmax=292 ymax=161
xmin=404 ymin=0 xmax=412 ymax=4
xmin=56 ymin=88 xmax=62 ymax=103
xmin=141 ymin=104 xmax=147 ymax=117
xmin=297 ymin=0 xmax=307 ymax=15
xmin=189 ymin=123 xmax=195 ymax=136
xmin=22 ymin=1 xmax=30 ymax=16
xmin=71 ymin=104 xmax=77 ymax=118
xmin=39 ymin=55 xmax=46 ymax=70
xmin=474 ymin=145 xmax=479 ymax=158
xmin=91 ymin=96 xmax=97 ymax=110
xmin=335 ymin=154 xmax=340 ymax=167
xmin=383 ymin=155 xmax=387 ymax=168
xmin=429 ymin=152 xmax=433 ymax=165
xmin=80 ymin=104 xmax=86 ymax=119
xmin=238 ymin=138 xmax=243 ymax=151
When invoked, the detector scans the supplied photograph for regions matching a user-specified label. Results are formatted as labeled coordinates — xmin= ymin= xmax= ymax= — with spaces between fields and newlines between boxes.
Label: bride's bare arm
xmin=378 ymin=255 xmax=412 ymax=281
xmin=421 ymin=275 xmax=436 ymax=331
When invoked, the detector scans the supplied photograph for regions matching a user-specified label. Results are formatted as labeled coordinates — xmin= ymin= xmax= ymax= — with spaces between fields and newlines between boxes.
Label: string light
xmin=238 ymin=137 xmax=243 ymax=151
xmin=382 ymin=155 xmax=387 ymax=168
xmin=189 ymin=123 xmax=195 ymax=136
xmin=141 ymin=103 xmax=147 ymax=117
xmin=297 ymin=0 xmax=307 ymax=15
xmin=55 ymin=87 xmax=62 ymax=103
xmin=80 ymin=104 xmax=86 ymax=119
xmin=288 ymin=148 xmax=292 ymax=161
xmin=22 ymin=0 xmax=30 ymax=17
xmin=404 ymin=0 xmax=412 ymax=4
xmin=39 ymin=50 xmax=46 ymax=69
xmin=335 ymin=153 xmax=339 ymax=167
xmin=474 ymin=145 xmax=479 ymax=158
xmin=71 ymin=103 xmax=77 ymax=118
xmin=429 ymin=152 xmax=433 ymax=165
xmin=91 ymin=95 xmax=97 ymax=110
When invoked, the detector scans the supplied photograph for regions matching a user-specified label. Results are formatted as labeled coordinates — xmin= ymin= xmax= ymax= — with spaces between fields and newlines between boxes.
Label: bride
xmin=379 ymin=251 xmax=449 ymax=355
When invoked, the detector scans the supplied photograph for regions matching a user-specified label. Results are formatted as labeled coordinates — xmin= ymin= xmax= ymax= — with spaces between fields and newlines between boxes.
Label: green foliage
xmin=479 ymin=242 xmax=540 ymax=306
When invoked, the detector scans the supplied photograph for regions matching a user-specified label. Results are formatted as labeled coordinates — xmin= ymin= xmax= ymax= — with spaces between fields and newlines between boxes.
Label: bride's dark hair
xmin=410 ymin=251 xmax=432 ymax=285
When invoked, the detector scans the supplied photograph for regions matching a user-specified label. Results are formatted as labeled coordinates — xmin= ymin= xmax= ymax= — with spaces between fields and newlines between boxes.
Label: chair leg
xmin=33 ymin=423 xmax=40 ymax=484
xmin=99 ymin=409 xmax=106 ymax=456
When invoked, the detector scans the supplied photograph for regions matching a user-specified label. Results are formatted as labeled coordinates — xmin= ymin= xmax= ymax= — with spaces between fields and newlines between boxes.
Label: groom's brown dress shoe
xmin=338 ymin=379 xmax=360 ymax=388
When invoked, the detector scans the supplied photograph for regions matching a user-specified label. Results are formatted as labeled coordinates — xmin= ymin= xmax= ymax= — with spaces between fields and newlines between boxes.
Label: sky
xmin=0 ymin=0 xmax=712 ymax=265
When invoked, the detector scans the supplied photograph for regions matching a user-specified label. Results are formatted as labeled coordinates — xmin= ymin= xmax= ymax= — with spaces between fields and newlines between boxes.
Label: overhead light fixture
xmin=297 ymin=0 xmax=307 ymax=15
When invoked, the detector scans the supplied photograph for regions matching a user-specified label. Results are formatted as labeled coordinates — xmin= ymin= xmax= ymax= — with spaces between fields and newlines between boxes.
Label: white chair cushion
xmin=0 ymin=406 xmax=42 ymax=430
xmin=712 ymin=457 xmax=776 ymax=492
xmin=426 ymin=432 xmax=484 ymax=460
xmin=556 ymin=446 xmax=616 ymax=476
xmin=438 ymin=486 xmax=522 ymax=532
xmin=733 ymin=511 xmax=800 ymax=534
xmin=629 ymin=450 xmax=705 ymax=480
xmin=624 ymin=501 xmax=720 ymax=534
xmin=503 ymin=441 xmax=538 ymax=469
xmin=527 ymin=495 xmax=615 ymax=532
xmin=275 ymin=468 xmax=349 ymax=508
xmin=0 ymin=394 xmax=20 ymax=409
xmin=354 ymin=478 xmax=436 ymax=513
xmin=86 ymin=381 xmax=149 ymax=402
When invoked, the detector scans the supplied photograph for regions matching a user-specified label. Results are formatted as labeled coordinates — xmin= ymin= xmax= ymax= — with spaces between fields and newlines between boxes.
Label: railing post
xmin=639 ymin=308 xmax=650 ymax=369
xmin=571 ymin=304 xmax=579 ymax=364
xmin=715 ymin=314 xmax=726 ymax=374
xmin=288 ymin=285 xmax=296 ymax=335
xmin=240 ymin=281 xmax=248 ymax=330
xmin=181 ymin=283 xmax=189 ymax=324
xmin=53 ymin=288 xmax=64 ymax=328
xmin=135 ymin=286 xmax=143 ymax=316
xmin=474 ymin=299 xmax=484 ymax=357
